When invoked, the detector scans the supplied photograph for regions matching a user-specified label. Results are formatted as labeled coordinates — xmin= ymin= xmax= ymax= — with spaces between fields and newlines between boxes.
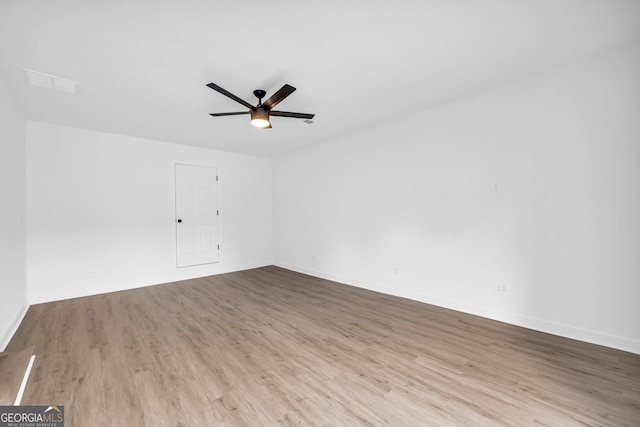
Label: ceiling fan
xmin=207 ymin=83 xmax=314 ymax=129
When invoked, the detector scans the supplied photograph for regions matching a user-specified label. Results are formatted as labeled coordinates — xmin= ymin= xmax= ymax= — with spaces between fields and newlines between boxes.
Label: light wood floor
xmin=2 ymin=266 xmax=639 ymax=426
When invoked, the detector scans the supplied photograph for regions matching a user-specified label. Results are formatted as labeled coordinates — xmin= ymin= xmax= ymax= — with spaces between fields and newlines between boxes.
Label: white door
xmin=175 ymin=164 xmax=219 ymax=267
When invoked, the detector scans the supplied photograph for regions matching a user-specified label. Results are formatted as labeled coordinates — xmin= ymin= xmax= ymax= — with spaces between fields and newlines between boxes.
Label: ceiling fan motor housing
xmin=250 ymin=107 xmax=270 ymax=127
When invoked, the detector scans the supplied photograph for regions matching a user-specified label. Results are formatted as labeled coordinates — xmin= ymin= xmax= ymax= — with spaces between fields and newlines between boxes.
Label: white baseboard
xmin=27 ymin=261 xmax=272 ymax=305
xmin=275 ymin=262 xmax=640 ymax=355
xmin=0 ymin=300 xmax=29 ymax=352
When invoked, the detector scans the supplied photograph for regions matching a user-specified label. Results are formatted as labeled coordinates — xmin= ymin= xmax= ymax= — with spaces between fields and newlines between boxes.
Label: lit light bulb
xmin=251 ymin=118 xmax=270 ymax=128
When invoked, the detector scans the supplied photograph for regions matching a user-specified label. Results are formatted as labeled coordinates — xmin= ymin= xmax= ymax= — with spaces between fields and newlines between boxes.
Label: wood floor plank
xmin=0 ymin=345 xmax=34 ymax=405
xmin=3 ymin=266 xmax=639 ymax=426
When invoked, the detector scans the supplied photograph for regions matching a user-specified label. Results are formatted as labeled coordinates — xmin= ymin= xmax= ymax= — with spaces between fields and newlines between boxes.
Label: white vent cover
xmin=22 ymin=69 xmax=78 ymax=95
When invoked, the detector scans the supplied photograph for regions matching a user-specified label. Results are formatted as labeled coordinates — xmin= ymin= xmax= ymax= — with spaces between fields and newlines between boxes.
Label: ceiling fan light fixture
xmin=250 ymin=108 xmax=270 ymax=128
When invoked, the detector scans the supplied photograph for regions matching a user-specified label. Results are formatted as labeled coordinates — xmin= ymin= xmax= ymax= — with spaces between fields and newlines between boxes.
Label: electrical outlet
xmin=393 ymin=267 xmax=399 ymax=276
xmin=495 ymin=284 xmax=508 ymax=294
xmin=92 ymin=267 xmax=100 ymax=276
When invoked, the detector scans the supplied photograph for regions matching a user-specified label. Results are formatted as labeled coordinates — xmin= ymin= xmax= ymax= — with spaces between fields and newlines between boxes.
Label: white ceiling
xmin=1 ymin=1 xmax=639 ymax=157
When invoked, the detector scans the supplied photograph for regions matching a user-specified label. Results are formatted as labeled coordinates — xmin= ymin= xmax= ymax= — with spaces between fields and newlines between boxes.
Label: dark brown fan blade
xmin=209 ymin=111 xmax=251 ymax=117
xmin=207 ymin=83 xmax=254 ymax=109
xmin=270 ymin=110 xmax=315 ymax=119
xmin=262 ymin=84 xmax=296 ymax=110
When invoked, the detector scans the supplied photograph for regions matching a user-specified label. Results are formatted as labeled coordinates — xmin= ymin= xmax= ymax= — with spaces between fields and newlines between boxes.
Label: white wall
xmin=26 ymin=122 xmax=273 ymax=303
xmin=274 ymin=44 xmax=640 ymax=354
xmin=0 ymin=81 xmax=28 ymax=351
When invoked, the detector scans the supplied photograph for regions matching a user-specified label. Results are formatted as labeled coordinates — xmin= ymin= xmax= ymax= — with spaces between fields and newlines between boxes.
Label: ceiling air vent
xmin=22 ymin=69 xmax=78 ymax=95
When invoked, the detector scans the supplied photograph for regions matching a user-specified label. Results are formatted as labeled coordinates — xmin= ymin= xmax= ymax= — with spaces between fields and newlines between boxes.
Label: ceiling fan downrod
xmin=253 ymin=89 xmax=266 ymax=106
